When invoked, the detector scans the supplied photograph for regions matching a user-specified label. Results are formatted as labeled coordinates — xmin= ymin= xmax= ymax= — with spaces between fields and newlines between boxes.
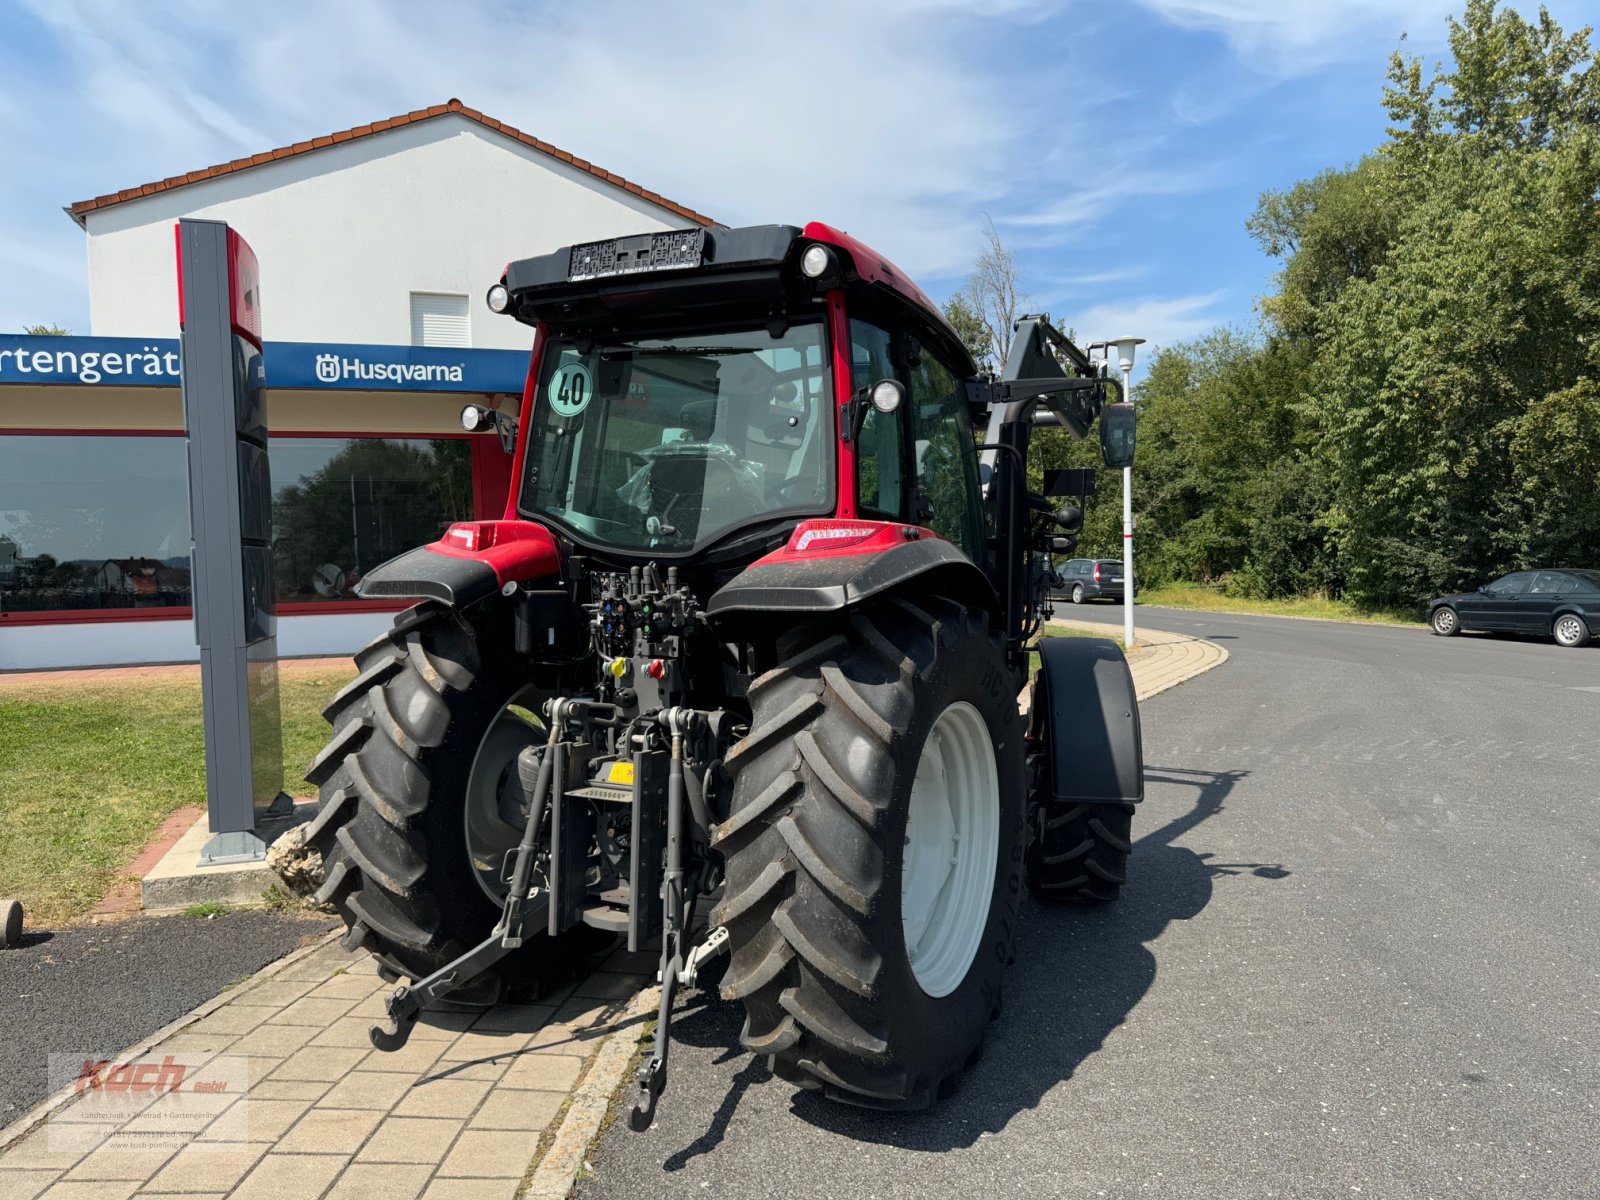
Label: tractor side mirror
xmin=1100 ymin=402 xmax=1135 ymax=469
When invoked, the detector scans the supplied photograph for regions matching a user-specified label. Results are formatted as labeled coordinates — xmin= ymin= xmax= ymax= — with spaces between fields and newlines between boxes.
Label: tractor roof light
xmin=800 ymin=244 xmax=836 ymax=279
xmin=486 ymin=283 xmax=510 ymax=313
xmin=870 ymin=379 xmax=905 ymax=414
xmin=460 ymin=403 xmax=491 ymax=432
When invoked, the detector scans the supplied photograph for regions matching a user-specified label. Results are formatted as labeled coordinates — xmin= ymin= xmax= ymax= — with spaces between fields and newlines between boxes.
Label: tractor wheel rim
xmin=901 ymin=700 xmax=1000 ymax=998
xmin=464 ymin=690 xmax=546 ymax=903
xmin=1435 ymin=609 xmax=1455 ymax=633
xmin=1556 ymin=616 xmax=1582 ymax=644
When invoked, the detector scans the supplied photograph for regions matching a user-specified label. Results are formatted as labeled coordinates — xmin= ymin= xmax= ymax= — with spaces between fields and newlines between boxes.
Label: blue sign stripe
xmin=0 ymin=335 xmax=529 ymax=393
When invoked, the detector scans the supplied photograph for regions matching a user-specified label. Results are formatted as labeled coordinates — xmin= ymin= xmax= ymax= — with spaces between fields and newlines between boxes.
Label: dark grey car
xmin=1429 ymin=568 xmax=1600 ymax=647
xmin=1059 ymin=557 xmax=1129 ymax=604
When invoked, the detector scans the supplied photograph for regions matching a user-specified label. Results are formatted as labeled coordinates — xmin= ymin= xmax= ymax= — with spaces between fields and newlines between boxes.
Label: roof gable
xmin=69 ymin=99 xmax=716 ymax=229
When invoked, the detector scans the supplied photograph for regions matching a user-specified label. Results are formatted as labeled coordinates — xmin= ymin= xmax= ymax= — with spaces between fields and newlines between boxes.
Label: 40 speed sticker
xmin=548 ymin=362 xmax=593 ymax=417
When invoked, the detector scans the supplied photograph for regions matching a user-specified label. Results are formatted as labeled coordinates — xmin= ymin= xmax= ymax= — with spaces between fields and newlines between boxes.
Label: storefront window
xmin=270 ymin=437 xmax=472 ymax=603
xmin=0 ymin=435 xmax=193 ymax=615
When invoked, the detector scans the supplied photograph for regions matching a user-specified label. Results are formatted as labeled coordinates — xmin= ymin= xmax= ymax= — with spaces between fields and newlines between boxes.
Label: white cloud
xmin=1132 ymin=0 xmax=1455 ymax=72
xmin=3 ymin=0 xmax=1243 ymax=330
xmin=1059 ymin=289 xmax=1232 ymax=366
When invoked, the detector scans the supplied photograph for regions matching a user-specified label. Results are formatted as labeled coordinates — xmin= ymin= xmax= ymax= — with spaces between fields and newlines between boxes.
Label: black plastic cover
xmin=706 ymin=538 xmax=997 ymax=618
xmin=355 ymin=545 xmax=500 ymax=608
xmin=1031 ymin=636 xmax=1144 ymax=805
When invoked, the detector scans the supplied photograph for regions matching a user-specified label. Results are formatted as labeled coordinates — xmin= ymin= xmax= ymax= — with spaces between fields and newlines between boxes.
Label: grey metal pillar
xmin=177 ymin=219 xmax=290 ymax=865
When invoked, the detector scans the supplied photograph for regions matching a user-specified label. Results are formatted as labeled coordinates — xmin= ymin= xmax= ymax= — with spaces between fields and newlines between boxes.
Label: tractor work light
xmin=460 ymin=403 xmax=491 ymax=432
xmin=871 ymin=379 xmax=905 ymax=414
xmin=486 ymin=283 xmax=510 ymax=313
xmin=800 ymin=244 xmax=836 ymax=279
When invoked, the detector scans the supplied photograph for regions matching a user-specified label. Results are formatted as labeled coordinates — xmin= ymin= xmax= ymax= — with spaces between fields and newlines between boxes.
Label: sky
xmin=1 ymin=0 xmax=1593 ymax=375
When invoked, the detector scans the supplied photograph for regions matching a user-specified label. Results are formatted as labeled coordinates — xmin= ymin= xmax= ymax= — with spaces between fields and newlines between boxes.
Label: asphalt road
xmin=580 ymin=606 xmax=1600 ymax=1198
xmin=0 ymin=909 xmax=334 ymax=1126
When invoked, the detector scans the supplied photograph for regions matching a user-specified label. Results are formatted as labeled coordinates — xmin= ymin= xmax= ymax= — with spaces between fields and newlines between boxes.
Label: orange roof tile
xmin=67 ymin=98 xmax=717 ymax=228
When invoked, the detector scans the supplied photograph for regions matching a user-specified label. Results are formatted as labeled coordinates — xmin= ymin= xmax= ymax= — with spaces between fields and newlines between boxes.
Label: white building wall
xmin=84 ymin=115 xmax=693 ymax=348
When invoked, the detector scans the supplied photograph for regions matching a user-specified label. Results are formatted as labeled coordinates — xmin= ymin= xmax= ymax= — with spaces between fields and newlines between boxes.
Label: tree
xmin=941 ymin=293 xmax=991 ymax=370
xmin=23 ymin=324 xmax=70 ymax=336
xmin=958 ymin=216 xmax=1027 ymax=371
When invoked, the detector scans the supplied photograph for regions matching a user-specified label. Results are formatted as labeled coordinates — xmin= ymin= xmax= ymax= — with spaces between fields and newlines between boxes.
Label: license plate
xmin=568 ymin=229 xmax=706 ymax=281
xmin=606 ymin=761 xmax=636 ymax=786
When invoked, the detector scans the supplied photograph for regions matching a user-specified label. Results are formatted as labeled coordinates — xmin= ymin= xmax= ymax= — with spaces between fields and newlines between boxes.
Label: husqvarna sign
xmin=0 ymin=335 xmax=524 ymax=393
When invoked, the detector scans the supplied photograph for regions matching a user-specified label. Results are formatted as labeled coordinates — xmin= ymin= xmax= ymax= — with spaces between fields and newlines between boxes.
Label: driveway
xmin=577 ymin=606 xmax=1600 ymax=1198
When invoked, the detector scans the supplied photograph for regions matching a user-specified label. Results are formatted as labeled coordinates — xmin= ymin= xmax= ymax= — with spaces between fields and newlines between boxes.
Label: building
xmin=0 ymin=100 xmax=714 ymax=671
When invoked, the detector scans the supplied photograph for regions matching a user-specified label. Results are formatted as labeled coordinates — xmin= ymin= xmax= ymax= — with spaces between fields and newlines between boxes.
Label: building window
xmin=410 ymin=293 xmax=470 ymax=347
xmin=271 ymin=436 xmax=473 ymax=604
xmin=0 ymin=434 xmax=192 ymax=615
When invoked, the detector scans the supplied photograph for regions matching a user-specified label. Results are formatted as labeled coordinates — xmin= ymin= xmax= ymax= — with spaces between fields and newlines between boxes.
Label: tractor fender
xmin=355 ymin=520 xmax=562 ymax=609
xmin=705 ymin=532 xmax=998 ymax=621
xmin=1032 ymin=636 xmax=1144 ymax=805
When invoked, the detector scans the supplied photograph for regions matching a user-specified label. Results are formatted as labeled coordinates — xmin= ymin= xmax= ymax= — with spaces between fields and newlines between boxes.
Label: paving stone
xmin=232 ymin=980 xmax=316 ymax=1008
xmin=355 ymin=1037 xmax=442 ymax=1075
xmin=194 ymin=1097 xmax=311 ymax=1143
xmin=310 ymin=1017 xmax=389 ymax=1048
xmin=323 ymin=1161 xmax=434 ymax=1200
xmin=423 ymin=1057 xmax=511 ymax=1084
xmin=389 ymin=1077 xmax=492 ymax=1119
xmin=435 ymin=1029 xmax=534 ymax=1063
xmin=436 ymin=1128 xmax=538 ymax=1178
xmin=318 ymin=1070 xmax=419 ymax=1111
xmin=119 ymin=1088 xmax=238 ymax=1134
xmin=467 ymin=1004 xmax=556 ymax=1034
xmin=420 ymin=1180 xmax=519 ymax=1200
xmin=499 ymin=1052 xmax=585 ymax=1091
xmin=229 ymin=1020 xmax=319 ymax=1057
xmin=269 ymin=997 xmax=360 ymax=1027
xmin=61 ymin=1141 xmax=175 ymax=1181
xmin=0 ymin=1169 xmax=59 ymax=1200
xmin=35 ymin=1181 xmax=139 ymax=1200
xmin=275 ymin=1107 xmax=384 ymax=1155
xmin=525 ymin=1018 xmax=604 ymax=1054
xmin=189 ymin=1005 xmax=273 ymax=1037
xmin=468 ymin=1088 xmax=564 ymax=1131
xmin=143 ymin=1143 xmax=267 ymax=1193
xmin=246 ymin=1079 xmax=332 ymax=1102
xmin=309 ymin=973 xmax=389 ymax=1001
xmin=229 ymin=1152 xmax=348 ymax=1200
xmin=572 ymin=971 xmax=643 ymax=1000
xmin=0 ymin=1126 xmax=95 ymax=1177
xmin=269 ymin=1046 xmax=371 ymax=1081
xmin=355 ymin=1116 xmax=464 ymax=1164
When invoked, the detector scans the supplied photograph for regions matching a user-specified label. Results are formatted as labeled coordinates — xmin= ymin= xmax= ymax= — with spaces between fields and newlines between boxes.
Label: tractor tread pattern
xmin=1028 ymin=800 xmax=1135 ymax=903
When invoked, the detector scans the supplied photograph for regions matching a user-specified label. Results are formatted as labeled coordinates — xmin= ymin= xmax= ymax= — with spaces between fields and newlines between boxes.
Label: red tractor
xmin=301 ymin=222 xmax=1143 ymax=1130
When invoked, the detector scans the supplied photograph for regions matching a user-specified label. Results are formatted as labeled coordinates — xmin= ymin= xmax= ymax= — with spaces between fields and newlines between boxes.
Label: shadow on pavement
xmin=660 ymin=764 xmax=1286 ymax=1163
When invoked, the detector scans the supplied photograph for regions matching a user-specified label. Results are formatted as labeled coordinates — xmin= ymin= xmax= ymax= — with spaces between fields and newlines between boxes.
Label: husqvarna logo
xmin=309 ymin=352 xmax=464 ymax=385
xmin=315 ymin=353 xmax=340 ymax=383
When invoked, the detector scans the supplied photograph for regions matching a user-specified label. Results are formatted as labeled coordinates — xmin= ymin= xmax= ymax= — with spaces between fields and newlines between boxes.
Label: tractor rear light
xmin=443 ymin=522 xmax=498 ymax=552
xmin=793 ymin=522 xmax=877 ymax=553
xmin=487 ymin=283 xmax=510 ymax=313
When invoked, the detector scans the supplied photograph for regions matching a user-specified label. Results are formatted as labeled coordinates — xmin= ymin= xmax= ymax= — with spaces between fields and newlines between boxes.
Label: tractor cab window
xmin=521 ymin=323 xmax=832 ymax=553
xmin=850 ymin=320 xmax=903 ymax=522
xmin=906 ymin=347 xmax=984 ymax=562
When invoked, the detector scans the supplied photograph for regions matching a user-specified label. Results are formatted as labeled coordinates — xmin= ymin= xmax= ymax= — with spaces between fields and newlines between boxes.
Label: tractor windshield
xmin=520 ymin=322 xmax=834 ymax=553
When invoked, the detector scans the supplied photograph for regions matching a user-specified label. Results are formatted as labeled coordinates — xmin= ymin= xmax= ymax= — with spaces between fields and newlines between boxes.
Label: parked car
xmin=1429 ymin=569 xmax=1600 ymax=647
xmin=1059 ymin=557 xmax=1130 ymax=604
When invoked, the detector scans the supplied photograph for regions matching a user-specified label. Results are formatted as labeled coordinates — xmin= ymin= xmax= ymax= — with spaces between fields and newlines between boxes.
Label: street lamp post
xmin=1106 ymin=336 xmax=1144 ymax=649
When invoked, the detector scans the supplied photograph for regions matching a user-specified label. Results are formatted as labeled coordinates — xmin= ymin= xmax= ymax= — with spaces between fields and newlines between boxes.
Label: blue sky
xmin=1 ymin=0 xmax=1592 ymax=373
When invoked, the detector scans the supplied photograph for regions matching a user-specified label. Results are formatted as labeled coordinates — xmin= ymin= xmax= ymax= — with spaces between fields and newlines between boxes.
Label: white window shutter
xmin=410 ymin=293 xmax=470 ymax=347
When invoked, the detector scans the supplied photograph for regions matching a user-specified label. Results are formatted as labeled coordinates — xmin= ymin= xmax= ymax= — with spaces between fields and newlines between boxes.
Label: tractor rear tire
xmin=715 ymin=596 xmax=1025 ymax=1108
xmin=302 ymin=601 xmax=588 ymax=1001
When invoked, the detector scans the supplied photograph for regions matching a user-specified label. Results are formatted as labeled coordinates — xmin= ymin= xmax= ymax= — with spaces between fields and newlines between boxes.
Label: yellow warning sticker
xmin=607 ymin=761 xmax=636 ymax=786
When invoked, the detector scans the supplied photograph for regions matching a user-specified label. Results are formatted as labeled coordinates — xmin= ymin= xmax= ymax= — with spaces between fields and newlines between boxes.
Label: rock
xmin=266 ymin=821 xmax=326 ymax=903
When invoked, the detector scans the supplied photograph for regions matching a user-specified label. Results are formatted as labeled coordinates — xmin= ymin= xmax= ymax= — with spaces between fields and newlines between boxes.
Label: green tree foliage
xmin=1088 ymin=1 xmax=1599 ymax=611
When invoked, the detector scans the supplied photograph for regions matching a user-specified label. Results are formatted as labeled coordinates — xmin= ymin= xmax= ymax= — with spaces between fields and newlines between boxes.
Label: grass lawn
xmin=1131 ymin=582 xmax=1423 ymax=626
xmin=0 ymin=663 xmax=355 ymax=926
xmin=1027 ymin=622 xmax=1128 ymax=677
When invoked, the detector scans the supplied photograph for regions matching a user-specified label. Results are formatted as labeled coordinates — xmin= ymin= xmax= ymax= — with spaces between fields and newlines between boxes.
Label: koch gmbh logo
xmin=315 ymin=353 xmax=341 ymax=383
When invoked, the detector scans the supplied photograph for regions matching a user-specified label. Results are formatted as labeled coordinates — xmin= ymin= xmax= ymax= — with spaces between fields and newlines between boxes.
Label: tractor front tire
xmin=301 ymin=601 xmax=583 ymax=1001
xmin=715 ymin=596 xmax=1025 ymax=1108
